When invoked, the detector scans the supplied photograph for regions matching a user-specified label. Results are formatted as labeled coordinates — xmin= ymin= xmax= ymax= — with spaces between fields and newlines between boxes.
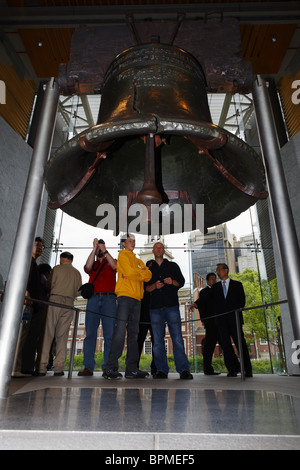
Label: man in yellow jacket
xmin=105 ymin=233 xmax=152 ymax=379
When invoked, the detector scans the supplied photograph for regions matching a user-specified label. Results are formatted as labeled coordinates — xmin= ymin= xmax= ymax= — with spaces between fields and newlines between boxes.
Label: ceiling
xmin=0 ymin=0 xmax=299 ymax=137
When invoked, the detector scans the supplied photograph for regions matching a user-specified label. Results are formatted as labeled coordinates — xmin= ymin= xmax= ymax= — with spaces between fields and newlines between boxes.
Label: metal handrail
xmin=0 ymin=292 xmax=288 ymax=381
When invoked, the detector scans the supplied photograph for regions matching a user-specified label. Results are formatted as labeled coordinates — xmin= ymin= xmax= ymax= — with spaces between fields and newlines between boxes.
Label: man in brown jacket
xmin=38 ymin=252 xmax=82 ymax=376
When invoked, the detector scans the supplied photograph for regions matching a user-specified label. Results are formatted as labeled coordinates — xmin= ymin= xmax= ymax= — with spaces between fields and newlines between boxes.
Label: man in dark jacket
xmin=190 ymin=272 xmax=221 ymax=375
xmin=19 ymin=237 xmax=44 ymax=375
xmin=212 ymin=263 xmax=252 ymax=377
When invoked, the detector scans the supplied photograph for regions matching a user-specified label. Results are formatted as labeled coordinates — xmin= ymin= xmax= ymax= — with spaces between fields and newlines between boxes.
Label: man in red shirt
xmin=78 ymin=238 xmax=117 ymax=377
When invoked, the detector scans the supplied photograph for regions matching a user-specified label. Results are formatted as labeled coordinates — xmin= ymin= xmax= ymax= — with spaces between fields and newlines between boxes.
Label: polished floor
xmin=0 ymin=373 xmax=300 ymax=450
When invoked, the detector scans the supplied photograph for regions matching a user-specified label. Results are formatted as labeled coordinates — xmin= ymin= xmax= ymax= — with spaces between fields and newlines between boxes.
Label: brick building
xmin=67 ymin=289 xmax=199 ymax=362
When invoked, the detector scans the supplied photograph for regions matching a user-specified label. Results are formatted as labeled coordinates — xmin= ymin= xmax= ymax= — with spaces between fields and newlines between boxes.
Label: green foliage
xmin=230 ymin=269 xmax=281 ymax=342
xmin=64 ymin=270 xmax=280 ymax=375
xmin=66 ymin=352 xmax=273 ymax=374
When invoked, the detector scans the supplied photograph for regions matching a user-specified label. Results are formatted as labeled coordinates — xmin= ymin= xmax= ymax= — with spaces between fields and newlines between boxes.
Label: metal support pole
xmin=235 ymin=310 xmax=245 ymax=381
xmin=68 ymin=309 xmax=79 ymax=379
xmin=0 ymin=78 xmax=59 ymax=398
xmin=252 ymin=76 xmax=300 ymax=347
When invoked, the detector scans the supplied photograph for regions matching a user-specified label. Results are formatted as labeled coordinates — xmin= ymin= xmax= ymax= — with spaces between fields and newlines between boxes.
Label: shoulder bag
xmin=79 ymin=259 xmax=107 ymax=299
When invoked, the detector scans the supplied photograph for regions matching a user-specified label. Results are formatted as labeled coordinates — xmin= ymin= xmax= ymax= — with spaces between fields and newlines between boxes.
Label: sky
xmin=49 ymin=205 xmax=260 ymax=285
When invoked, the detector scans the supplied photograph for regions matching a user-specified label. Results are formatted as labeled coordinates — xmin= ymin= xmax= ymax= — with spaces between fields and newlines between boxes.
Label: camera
xmin=97 ymin=239 xmax=106 ymax=257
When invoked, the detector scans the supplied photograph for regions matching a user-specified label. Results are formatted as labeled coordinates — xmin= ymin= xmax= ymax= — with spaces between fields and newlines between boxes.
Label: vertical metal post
xmin=68 ymin=309 xmax=79 ymax=379
xmin=252 ymin=76 xmax=300 ymax=347
xmin=0 ymin=78 xmax=59 ymax=398
xmin=235 ymin=310 xmax=245 ymax=381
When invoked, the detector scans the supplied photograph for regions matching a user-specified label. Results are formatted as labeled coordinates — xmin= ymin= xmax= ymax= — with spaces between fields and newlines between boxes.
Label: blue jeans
xmin=150 ymin=306 xmax=190 ymax=375
xmin=83 ymin=294 xmax=117 ymax=371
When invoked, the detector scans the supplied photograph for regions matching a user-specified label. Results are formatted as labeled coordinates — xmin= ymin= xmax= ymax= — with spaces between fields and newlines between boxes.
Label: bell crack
xmin=132 ymin=80 xmax=141 ymax=114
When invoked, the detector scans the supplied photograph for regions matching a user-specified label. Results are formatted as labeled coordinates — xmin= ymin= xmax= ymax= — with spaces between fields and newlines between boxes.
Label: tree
xmin=230 ymin=269 xmax=280 ymax=344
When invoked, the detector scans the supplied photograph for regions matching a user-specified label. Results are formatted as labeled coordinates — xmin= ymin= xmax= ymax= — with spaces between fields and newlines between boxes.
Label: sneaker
xmin=125 ymin=370 xmax=150 ymax=379
xmin=180 ymin=370 xmax=193 ymax=380
xmin=54 ymin=371 xmax=64 ymax=376
xmin=153 ymin=371 xmax=168 ymax=379
xmin=105 ymin=370 xmax=123 ymax=380
xmin=78 ymin=367 xmax=93 ymax=376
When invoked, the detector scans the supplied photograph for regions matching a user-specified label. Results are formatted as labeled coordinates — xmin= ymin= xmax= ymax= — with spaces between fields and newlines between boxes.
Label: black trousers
xmin=216 ymin=314 xmax=252 ymax=375
xmin=21 ymin=306 xmax=47 ymax=372
xmin=137 ymin=300 xmax=156 ymax=374
xmin=202 ymin=320 xmax=219 ymax=374
xmin=137 ymin=324 xmax=156 ymax=374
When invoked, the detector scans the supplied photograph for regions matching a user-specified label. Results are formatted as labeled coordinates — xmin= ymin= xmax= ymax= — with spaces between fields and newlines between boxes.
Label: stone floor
xmin=1 ymin=372 xmax=300 ymax=450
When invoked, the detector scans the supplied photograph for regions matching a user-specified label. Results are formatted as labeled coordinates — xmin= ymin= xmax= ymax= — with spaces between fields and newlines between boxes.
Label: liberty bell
xmin=45 ymin=42 xmax=268 ymax=235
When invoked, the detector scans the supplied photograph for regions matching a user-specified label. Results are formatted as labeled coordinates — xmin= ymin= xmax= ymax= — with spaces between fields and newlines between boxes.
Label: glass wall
xmin=48 ymin=206 xmax=285 ymax=375
xmin=46 ymin=91 xmax=285 ymax=375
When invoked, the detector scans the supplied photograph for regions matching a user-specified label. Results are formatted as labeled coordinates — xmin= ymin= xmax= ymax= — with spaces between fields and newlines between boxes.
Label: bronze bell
xmin=45 ymin=43 xmax=268 ymax=235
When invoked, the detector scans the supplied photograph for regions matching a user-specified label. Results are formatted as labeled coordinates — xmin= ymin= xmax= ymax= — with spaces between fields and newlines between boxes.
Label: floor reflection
xmin=0 ymin=387 xmax=300 ymax=436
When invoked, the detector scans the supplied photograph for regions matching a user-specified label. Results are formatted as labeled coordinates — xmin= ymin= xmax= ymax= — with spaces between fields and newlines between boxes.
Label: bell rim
xmin=49 ymin=116 xmax=259 ymax=162
xmin=46 ymin=116 xmax=268 ymax=210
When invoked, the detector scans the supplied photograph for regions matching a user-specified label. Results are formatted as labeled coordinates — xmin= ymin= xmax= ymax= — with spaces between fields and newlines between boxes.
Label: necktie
xmin=222 ymin=280 xmax=227 ymax=298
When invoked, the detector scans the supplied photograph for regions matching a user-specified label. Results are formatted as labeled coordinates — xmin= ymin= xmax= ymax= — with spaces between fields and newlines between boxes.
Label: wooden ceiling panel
xmin=241 ymin=24 xmax=297 ymax=74
xmin=0 ymin=62 xmax=35 ymax=138
xmin=18 ymin=23 xmax=297 ymax=80
xmin=18 ymin=28 xmax=74 ymax=78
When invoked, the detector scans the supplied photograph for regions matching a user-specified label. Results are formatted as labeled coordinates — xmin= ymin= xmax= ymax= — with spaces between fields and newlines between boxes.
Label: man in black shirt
xmin=13 ymin=237 xmax=44 ymax=376
xmin=145 ymin=242 xmax=193 ymax=380
xmin=190 ymin=273 xmax=221 ymax=375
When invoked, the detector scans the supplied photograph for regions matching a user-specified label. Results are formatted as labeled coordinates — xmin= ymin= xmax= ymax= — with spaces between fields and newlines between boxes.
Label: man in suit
xmin=212 ymin=263 xmax=252 ymax=378
xmin=190 ymin=273 xmax=221 ymax=375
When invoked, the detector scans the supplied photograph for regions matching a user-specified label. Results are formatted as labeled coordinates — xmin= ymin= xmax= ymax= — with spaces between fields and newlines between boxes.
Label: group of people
xmin=12 ymin=237 xmax=83 ymax=377
xmin=79 ymin=234 xmax=193 ymax=380
xmin=10 ymin=232 xmax=252 ymax=379
xmin=78 ymin=233 xmax=251 ymax=380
